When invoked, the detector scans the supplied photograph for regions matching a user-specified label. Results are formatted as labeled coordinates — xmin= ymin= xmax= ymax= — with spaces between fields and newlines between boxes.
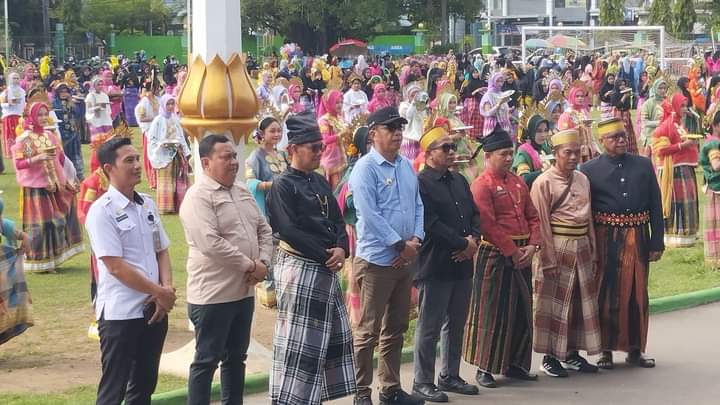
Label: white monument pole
xmin=178 ymin=0 xmax=258 ymax=183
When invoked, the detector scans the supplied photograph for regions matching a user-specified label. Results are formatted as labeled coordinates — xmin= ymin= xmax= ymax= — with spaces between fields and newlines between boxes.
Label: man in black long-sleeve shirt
xmin=266 ymin=112 xmax=356 ymax=405
xmin=411 ymin=127 xmax=481 ymax=402
xmin=580 ymin=117 xmax=664 ymax=371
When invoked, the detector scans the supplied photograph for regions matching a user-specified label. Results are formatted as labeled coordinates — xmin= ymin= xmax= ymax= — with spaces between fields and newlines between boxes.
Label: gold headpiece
xmin=419 ymin=127 xmax=449 ymax=152
xmin=597 ymin=118 xmax=624 ymax=138
xmin=343 ymin=113 xmax=368 ymax=156
xmin=550 ymin=129 xmax=580 ymax=147
xmin=517 ymin=104 xmax=549 ymax=143
xmin=289 ymin=76 xmax=303 ymax=88
xmin=327 ymin=76 xmax=343 ymax=91
xmin=347 ymin=72 xmax=363 ymax=86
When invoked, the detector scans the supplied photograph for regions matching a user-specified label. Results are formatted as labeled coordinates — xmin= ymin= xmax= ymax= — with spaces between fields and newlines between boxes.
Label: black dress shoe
xmin=475 ymin=370 xmax=497 ymax=388
xmin=504 ymin=365 xmax=538 ymax=381
xmin=379 ymin=389 xmax=426 ymax=405
xmin=437 ymin=374 xmax=480 ymax=395
xmin=412 ymin=383 xmax=448 ymax=403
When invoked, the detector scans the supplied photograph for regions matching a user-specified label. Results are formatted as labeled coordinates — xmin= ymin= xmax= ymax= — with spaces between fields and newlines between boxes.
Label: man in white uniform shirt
xmin=85 ymin=137 xmax=176 ymax=405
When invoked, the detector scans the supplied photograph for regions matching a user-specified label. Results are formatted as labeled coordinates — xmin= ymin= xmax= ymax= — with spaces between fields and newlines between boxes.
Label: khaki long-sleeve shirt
xmin=179 ymin=174 xmax=273 ymax=305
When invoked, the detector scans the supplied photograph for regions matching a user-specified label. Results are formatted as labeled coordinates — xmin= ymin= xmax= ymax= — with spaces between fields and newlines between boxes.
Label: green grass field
xmin=1 ymin=125 xmax=719 ymax=404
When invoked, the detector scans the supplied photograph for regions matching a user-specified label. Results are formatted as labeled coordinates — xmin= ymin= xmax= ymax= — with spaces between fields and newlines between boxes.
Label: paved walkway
xmin=241 ymin=302 xmax=720 ymax=404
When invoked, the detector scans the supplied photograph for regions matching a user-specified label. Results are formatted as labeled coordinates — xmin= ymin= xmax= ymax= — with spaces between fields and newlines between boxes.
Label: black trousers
xmin=188 ymin=297 xmax=254 ymax=405
xmin=95 ymin=315 xmax=168 ymax=405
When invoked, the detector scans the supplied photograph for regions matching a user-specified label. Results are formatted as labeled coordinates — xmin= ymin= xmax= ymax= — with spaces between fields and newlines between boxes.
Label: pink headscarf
xmin=102 ymin=69 xmax=114 ymax=87
xmin=287 ymin=83 xmax=305 ymax=114
xmin=24 ymin=102 xmax=49 ymax=133
xmin=567 ymin=86 xmax=589 ymax=111
xmin=368 ymin=83 xmax=391 ymax=112
xmin=318 ymin=89 xmax=342 ymax=117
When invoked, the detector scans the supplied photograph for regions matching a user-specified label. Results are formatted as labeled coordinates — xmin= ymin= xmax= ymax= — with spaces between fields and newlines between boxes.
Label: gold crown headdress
xmin=516 ymin=103 xmax=549 ymax=143
xmin=344 ymin=113 xmax=368 ymax=157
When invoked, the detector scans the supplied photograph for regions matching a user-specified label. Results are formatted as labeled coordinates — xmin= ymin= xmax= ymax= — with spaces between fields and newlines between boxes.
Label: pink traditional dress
xmin=479 ymin=72 xmax=512 ymax=137
xmin=318 ymin=89 xmax=347 ymax=189
xmin=557 ymin=86 xmax=598 ymax=163
xmin=13 ymin=103 xmax=83 ymax=272
xmin=102 ymin=70 xmax=123 ymax=119
xmin=367 ymin=83 xmax=392 ymax=113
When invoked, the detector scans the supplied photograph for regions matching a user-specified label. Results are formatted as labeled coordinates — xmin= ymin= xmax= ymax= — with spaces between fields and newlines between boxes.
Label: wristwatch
xmin=533 ymin=245 xmax=541 ymax=252
xmin=393 ymin=240 xmax=406 ymax=252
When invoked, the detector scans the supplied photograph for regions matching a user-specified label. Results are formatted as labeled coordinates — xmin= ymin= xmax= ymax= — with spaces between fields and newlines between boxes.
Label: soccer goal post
xmin=520 ymin=25 xmax=667 ymax=69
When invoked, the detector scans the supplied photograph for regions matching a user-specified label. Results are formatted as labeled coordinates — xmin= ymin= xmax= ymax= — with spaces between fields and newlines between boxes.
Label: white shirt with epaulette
xmin=85 ymin=185 xmax=170 ymax=321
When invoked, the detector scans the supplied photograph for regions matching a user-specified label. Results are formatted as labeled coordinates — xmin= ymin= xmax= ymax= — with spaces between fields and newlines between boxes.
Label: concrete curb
xmin=151 ymin=286 xmax=720 ymax=404
xmin=648 ymin=286 xmax=720 ymax=314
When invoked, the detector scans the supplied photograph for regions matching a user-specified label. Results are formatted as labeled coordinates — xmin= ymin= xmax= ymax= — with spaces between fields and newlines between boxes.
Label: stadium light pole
xmin=4 ymin=0 xmax=8 ymax=63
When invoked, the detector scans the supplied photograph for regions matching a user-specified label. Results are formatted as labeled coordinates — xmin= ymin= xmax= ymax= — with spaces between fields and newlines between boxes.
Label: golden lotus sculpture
xmin=177 ymin=53 xmax=259 ymax=143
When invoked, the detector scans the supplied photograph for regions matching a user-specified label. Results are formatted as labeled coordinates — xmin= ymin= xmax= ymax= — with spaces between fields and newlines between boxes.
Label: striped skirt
xmin=703 ymin=188 xmax=720 ymax=268
xmin=595 ymin=223 xmax=650 ymax=352
xmin=463 ymin=241 xmax=533 ymax=374
xmin=662 ymin=165 xmax=699 ymax=248
xmin=0 ymin=246 xmax=33 ymax=345
xmin=400 ymin=139 xmax=420 ymax=162
xmin=271 ymin=250 xmax=356 ymax=404
xmin=21 ymin=187 xmax=84 ymax=272
xmin=533 ymin=234 xmax=601 ymax=360
xmin=2 ymin=115 xmax=19 ymax=159
xmin=142 ymin=132 xmax=157 ymax=189
xmin=155 ymin=153 xmax=189 ymax=214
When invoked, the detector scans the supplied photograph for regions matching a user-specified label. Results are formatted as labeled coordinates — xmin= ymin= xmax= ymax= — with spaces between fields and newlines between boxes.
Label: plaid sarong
xmin=0 ymin=240 xmax=33 ymax=345
xmin=595 ymin=222 xmax=650 ymax=352
xmin=704 ymin=188 xmax=720 ymax=267
xmin=270 ymin=249 xmax=356 ymax=404
xmin=21 ymin=187 xmax=84 ymax=272
xmin=155 ymin=153 xmax=189 ymax=214
xmin=461 ymin=97 xmax=484 ymax=139
xmin=463 ymin=240 xmax=533 ymax=374
xmin=533 ymin=234 xmax=601 ymax=360
xmin=663 ymin=165 xmax=699 ymax=247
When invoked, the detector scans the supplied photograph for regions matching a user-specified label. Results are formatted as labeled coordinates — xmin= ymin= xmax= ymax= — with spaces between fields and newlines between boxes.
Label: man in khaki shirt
xmin=179 ymin=134 xmax=272 ymax=405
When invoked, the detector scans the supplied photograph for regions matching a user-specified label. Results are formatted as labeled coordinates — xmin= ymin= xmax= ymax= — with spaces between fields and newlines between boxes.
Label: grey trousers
xmin=413 ymin=278 xmax=473 ymax=384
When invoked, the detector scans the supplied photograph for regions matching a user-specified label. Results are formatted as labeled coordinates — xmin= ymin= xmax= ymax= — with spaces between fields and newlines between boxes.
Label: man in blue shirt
xmin=349 ymin=107 xmax=425 ymax=405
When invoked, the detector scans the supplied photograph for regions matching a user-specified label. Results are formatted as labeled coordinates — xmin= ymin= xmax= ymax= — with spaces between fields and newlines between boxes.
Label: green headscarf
xmin=438 ymin=92 xmax=458 ymax=118
xmin=522 ymin=115 xmax=550 ymax=148
xmin=648 ymin=78 xmax=667 ymax=102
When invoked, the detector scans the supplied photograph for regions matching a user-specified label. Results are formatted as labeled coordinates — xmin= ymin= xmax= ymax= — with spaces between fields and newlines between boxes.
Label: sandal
xmin=597 ymin=352 xmax=614 ymax=370
xmin=626 ymin=353 xmax=656 ymax=368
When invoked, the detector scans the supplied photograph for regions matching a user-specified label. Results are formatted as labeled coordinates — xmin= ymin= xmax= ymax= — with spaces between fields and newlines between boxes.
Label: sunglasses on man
xmin=432 ymin=143 xmax=458 ymax=153
xmin=603 ymin=132 xmax=627 ymax=141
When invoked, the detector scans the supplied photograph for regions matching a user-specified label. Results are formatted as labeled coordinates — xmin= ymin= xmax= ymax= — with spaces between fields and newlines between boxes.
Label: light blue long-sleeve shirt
xmin=349 ymin=148 xmax=424 ymax=266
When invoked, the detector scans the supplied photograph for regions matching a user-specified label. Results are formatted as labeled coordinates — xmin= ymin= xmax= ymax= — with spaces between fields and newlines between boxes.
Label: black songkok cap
xmin=286 ymin=111 xmax=322 ymax=145
xmin=481 ymin=125 xmax=514 ymax=152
